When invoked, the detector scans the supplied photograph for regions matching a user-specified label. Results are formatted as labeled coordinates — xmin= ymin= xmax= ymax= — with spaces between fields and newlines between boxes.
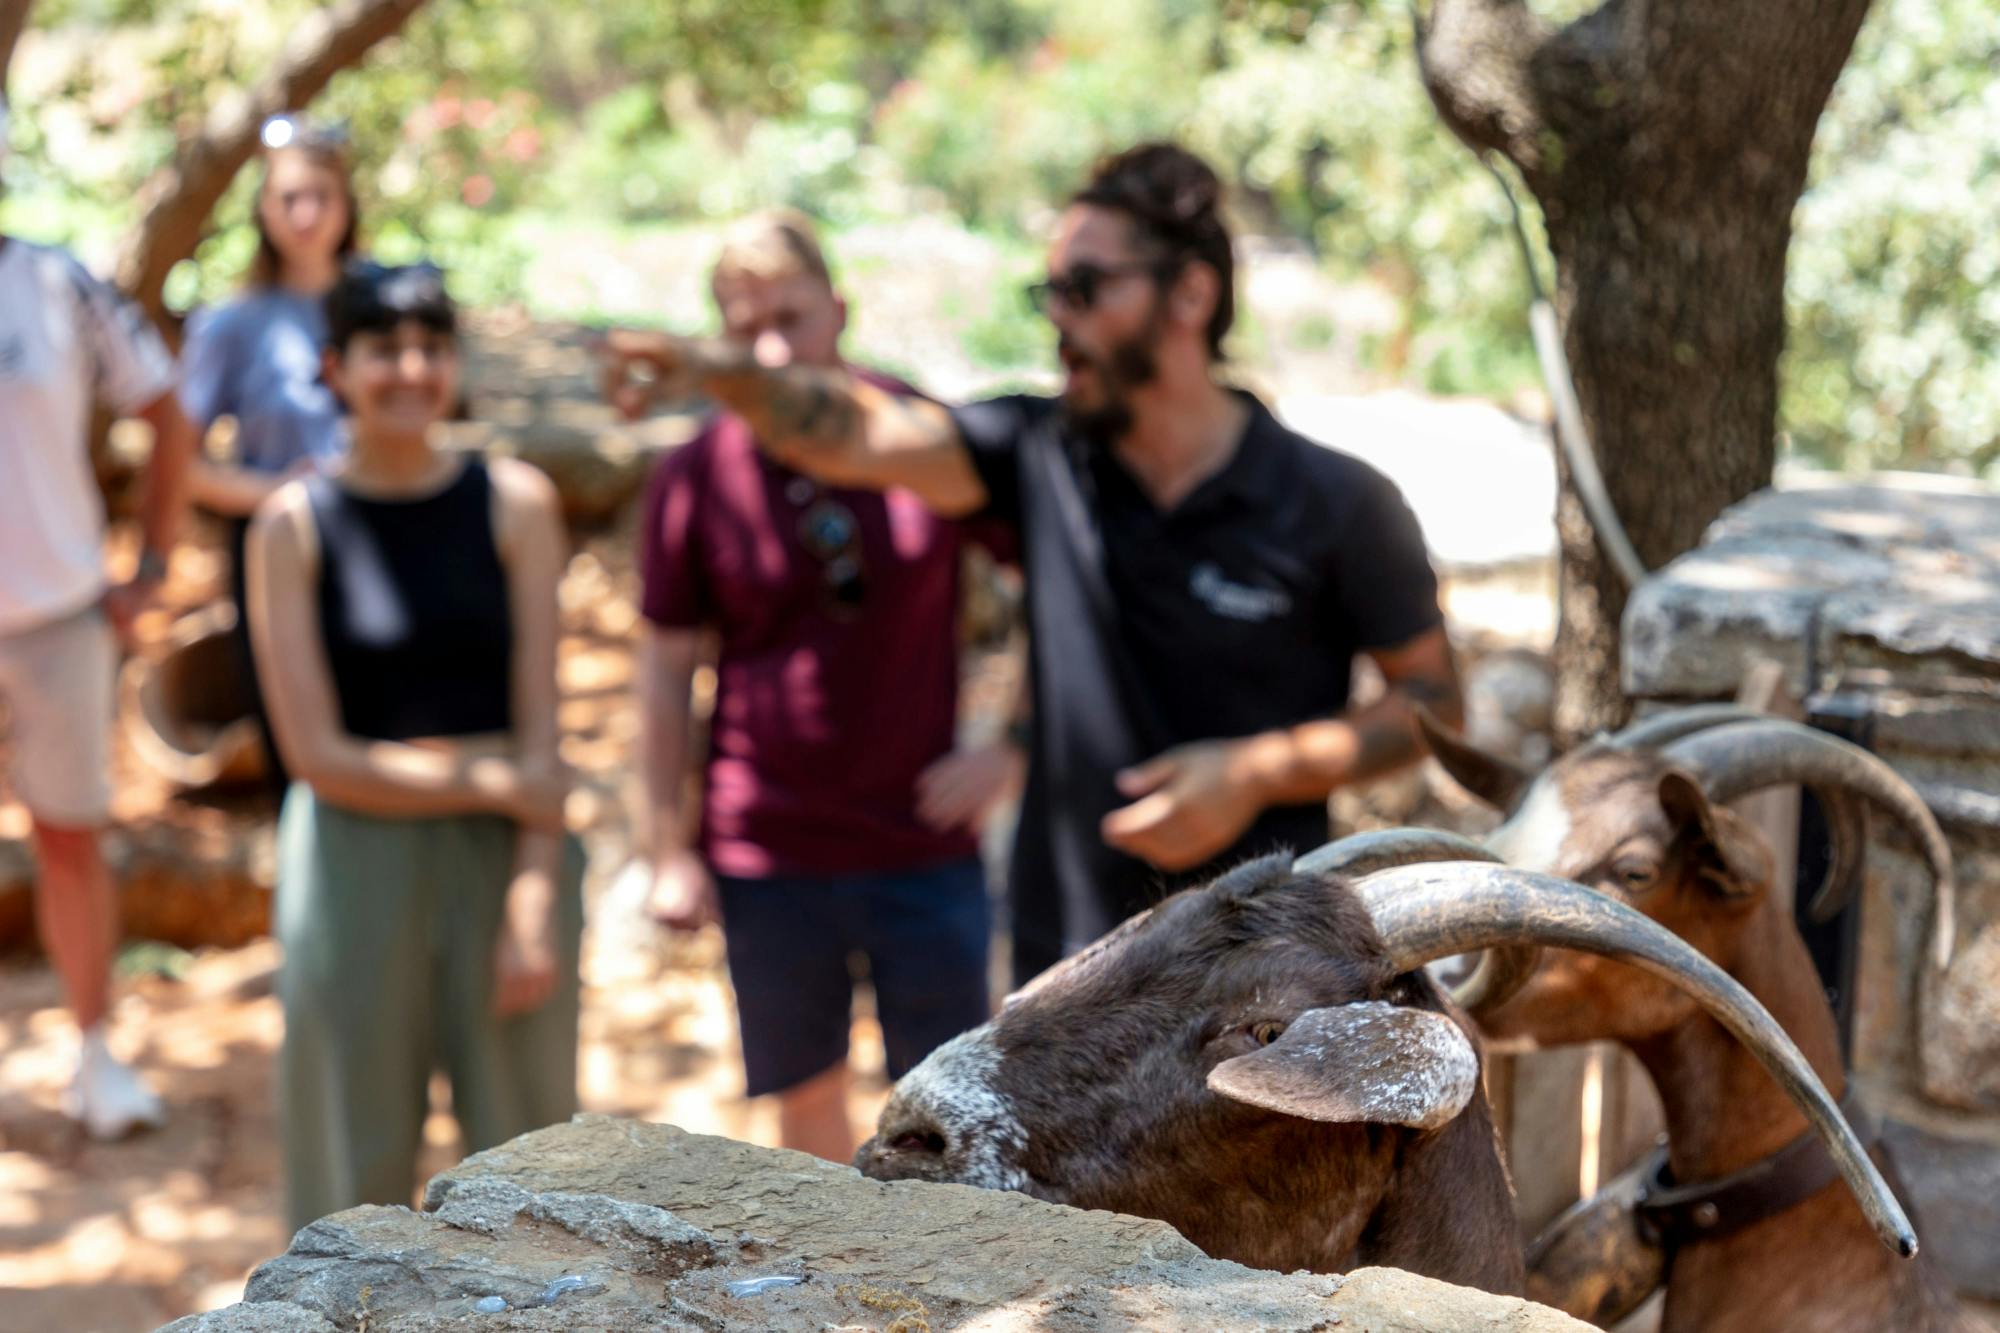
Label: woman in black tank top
xmin=244 ymin=261 xmax=581 ymax=1231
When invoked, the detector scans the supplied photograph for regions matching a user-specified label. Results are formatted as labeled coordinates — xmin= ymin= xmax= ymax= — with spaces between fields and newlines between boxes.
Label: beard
xmin=1058 ymin=303 xmax=1165 ymax=446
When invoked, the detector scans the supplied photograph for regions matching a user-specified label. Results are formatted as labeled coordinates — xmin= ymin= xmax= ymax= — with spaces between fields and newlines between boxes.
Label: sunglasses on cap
xmin=261 ymin=113 xmax=352 ymax=153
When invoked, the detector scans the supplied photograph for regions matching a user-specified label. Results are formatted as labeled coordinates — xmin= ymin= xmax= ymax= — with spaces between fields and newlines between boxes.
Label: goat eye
xmin=1614 ymin=861 xmax=1658 ymax=892
xmin=1249 ymin=1021 xmax=1287 ymax=1047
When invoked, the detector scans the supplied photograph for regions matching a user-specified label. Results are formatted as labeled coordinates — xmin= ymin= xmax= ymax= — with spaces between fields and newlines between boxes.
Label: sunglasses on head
xmin=1025 ymin=259 xmax=1178 ymax=315
xmin=261 ymin=113 xmax=352 ymax=153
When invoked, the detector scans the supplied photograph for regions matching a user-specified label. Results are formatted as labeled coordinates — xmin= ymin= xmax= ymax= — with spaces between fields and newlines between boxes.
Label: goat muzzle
xmin=1352 ymin=860 xmax=1920 ymax=1261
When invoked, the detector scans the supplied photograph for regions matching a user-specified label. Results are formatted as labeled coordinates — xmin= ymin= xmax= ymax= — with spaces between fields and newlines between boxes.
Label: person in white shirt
xmin=0 ymin=94 xmax=200 ymax=1139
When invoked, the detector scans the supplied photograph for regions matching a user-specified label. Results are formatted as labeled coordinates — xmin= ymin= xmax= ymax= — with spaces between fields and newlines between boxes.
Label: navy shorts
xmin=715 ymin=857 xmax=991 ymax=1097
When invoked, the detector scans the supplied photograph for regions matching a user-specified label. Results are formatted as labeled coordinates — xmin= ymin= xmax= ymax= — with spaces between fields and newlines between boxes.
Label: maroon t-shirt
xmin=638 ymin=374 xmax=980 ymax=878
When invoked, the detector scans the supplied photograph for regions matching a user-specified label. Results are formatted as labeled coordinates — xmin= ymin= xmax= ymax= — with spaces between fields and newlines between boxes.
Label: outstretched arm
xmin=600 ymin=330 xmax=988 ymax=516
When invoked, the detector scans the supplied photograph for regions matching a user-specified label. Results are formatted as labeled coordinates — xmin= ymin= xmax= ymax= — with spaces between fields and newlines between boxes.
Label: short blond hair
xmin=711 ymin=208 xmax=833 ymax=292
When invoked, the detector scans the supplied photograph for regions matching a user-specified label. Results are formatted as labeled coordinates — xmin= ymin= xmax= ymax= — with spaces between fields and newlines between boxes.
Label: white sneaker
xmin=62 ymin=1028 xmax=167 ymax=1140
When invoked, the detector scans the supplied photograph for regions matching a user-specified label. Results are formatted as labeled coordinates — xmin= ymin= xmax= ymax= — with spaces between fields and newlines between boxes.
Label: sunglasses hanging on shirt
xmin=791 ymin=481 xmax=868 ymax=617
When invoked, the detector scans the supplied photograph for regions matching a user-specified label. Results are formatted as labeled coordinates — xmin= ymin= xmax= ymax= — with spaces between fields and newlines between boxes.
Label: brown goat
xmin=1421 ymin=709 xmax=1974 ymax=1333
xmin=856 ymin=843 xmax=1913 ymax=1302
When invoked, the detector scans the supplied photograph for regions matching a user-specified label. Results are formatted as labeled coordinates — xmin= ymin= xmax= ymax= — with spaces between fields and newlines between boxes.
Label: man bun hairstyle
xmin=1072 ymin=142 xmax=1235 ymax=361
xmin=325 ymin=259 xmax=456 ymax=353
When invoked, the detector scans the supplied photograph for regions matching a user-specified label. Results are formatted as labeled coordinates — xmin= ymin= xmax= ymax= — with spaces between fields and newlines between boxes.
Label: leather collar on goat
xmin=1635 ymin=1089 xmax=1879 ymax=1249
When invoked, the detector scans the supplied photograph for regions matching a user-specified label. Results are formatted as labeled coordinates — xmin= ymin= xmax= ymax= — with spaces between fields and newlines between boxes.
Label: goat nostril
xmin=891 ymin=1130 xmax=947 ymax=1156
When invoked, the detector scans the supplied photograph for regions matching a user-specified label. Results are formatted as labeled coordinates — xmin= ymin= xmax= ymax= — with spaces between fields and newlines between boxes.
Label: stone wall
xmin=1622 ymin=473 xmax=2000 ymax=1295
xmin=165 ymin=1116 xmax=1586 ymax=1332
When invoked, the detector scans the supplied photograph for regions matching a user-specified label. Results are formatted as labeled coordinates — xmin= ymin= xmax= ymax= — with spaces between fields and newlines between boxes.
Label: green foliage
xmin=960 ymin=276 xmax=1052 ymax=372
xmin=875 ymin=0 xmax=1204 ymax=228
xmin=7 ymin=0 xmax=1994 ymax=470
xmin=1783 ymin=0 xmax=2000 ymax=474
xmin=1179 ymin=5 xmax=1536 ymax=390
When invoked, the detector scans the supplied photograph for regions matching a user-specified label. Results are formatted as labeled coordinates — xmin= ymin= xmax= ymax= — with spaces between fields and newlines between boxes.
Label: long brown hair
xmin=246 ymin=143 xmax=361 ymax=289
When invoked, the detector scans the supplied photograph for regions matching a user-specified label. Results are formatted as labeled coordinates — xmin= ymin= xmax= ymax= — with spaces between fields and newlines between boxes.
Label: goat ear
xmin=1658 ymin=770 xmax=1773 ymax=901
xmin=1207 ymin=1001 xmax=1479 ymax=1131
xmin=1416 ymin=705 xmax=1532 ymax=811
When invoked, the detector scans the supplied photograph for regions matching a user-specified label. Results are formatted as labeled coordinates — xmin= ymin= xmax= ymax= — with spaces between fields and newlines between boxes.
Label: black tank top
xmin=306 ymin=459 xmax=514 ymax=740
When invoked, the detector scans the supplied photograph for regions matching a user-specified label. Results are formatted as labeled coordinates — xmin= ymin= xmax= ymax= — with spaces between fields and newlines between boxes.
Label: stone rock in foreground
xmin=171 ymin=1114 xmax=1587 ymax=1331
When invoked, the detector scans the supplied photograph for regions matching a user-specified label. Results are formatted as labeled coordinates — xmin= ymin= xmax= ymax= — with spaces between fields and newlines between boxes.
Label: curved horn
xmin=1356 ymin=861 xmax=1919 ymax=1260
xmin=1663 ymin=720 xmax=1955 ymax=968
xmin=1294 ymin=827 xmax=1497 ymax=878
xmin=1607 ymin=703 xmax=1773 ymax=751
xmin=1294 ymin=830 xmax=1539 ymax=1012
xmin=1609 ymin=706 xmax=1870 ymax=922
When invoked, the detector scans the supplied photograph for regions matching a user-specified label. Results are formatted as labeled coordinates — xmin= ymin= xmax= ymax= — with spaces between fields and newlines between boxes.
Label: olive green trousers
xmin=275 ymin=784 xmax=583 ymax=1233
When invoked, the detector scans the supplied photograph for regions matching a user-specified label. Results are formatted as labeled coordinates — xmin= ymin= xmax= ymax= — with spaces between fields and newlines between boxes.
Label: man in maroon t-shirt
xmin=637 ymin=211 xmax=1020 ymax=1160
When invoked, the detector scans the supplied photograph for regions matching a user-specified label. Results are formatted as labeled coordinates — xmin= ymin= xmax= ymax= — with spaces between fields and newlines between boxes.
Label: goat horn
xmin=1294 ymin=830 xmax=1539 ymax=1012
xmin=1663 ymin=720 xmax=1955 ymax=969
xmin=1294 ymin=827 xmax=1496 ymax=878
xmin=1607 ymin=704 xmax=1773 ymax=750
xmin=1355 ymin=861 xmax=1919 ymax=1260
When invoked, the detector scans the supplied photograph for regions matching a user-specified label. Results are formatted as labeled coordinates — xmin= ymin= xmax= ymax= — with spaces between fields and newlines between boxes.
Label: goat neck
xmin=1628 ymin=893 xmax=1969 ymax=1333
xmin=1628 ymin=891 xmax=1843 ymax=1182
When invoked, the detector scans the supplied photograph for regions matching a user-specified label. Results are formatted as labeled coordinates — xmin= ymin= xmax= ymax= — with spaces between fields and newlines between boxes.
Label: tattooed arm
xmin=1100 ymin=626 xmax=1463 ymax=872
xmin=1242 ymin=624 xmax=1464 ymax=798
xmin=600 ymin=331 xmax=988 ymax=516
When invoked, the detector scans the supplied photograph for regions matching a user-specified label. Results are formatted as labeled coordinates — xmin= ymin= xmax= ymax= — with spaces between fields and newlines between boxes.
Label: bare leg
xmin=31 ymin=822 xmax=116 ymax=1031
xmin=35 ymin=819 xmax=162 ymax=1138
xmin=777 ymin=1060 xmax=854 ymax=1162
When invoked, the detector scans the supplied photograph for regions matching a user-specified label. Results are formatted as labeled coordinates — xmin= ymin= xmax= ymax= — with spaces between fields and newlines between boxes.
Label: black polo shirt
xmin=951 ymin=390 xmax=1443 ymax=978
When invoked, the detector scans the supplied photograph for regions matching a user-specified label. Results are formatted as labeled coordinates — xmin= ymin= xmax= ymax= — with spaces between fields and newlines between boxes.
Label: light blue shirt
xmin=179 ymin=288 xmax=345 ymax=473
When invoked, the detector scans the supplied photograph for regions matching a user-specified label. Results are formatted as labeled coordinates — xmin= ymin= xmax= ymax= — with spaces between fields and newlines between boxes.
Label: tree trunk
xmin=1 ymin=0 xmax=32 ymax=97
xmin=1417 ymin=0 xmax=1873 ymax=744
xmin=113 ymin=0 xmax=429 ymax=328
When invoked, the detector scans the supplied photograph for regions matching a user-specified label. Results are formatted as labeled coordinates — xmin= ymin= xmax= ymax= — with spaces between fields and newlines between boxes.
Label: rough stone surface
xmin=183 ymin=1115 xmax=1589 ymax=1331
xmin=158 ymin=1309 xmax=340 ymax=1333
xmin=1922 ymin=925 xmax=2000 ymax=1111
xmin=1880 ymin=1113 xmax=2000 ymax=1301
xmin=1622 ymin=476 xmax=2000 ymax=700
xmin=451 ymin=315 xmax=701 ymax=527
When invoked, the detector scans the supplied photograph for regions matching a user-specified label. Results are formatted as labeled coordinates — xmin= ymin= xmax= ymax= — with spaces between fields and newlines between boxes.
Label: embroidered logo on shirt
xmin=1189 ymin=562 xmax=1293 ymax=622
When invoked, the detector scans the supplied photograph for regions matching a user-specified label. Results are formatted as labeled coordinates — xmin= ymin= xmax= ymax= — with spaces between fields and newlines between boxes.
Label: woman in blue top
xmin=181 ymin=120 xmax=357 ymax=783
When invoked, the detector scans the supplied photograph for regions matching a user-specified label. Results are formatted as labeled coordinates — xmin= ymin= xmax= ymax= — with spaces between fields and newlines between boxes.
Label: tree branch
xmin=1414 ymin=0 xmax=1554 ymax=177
xmin=1 ymin=0 xmax=32 ymax=99
xmin=113 ymin=0 xmax=429 ymax=326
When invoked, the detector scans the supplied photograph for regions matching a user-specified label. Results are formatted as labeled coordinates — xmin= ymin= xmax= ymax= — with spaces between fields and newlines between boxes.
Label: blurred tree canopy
xmin=1783 ymin=0 xmax=2000 ymax=474
xmin=0 ymin=0 xmax=1991 ymax=474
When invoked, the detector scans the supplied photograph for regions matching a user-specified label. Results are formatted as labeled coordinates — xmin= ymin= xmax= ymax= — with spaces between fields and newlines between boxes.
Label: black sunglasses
xmin=1025 ymin=259 xmax=1177 ymax=315
xmin=798 ymin=498 xmax=867 ymax=615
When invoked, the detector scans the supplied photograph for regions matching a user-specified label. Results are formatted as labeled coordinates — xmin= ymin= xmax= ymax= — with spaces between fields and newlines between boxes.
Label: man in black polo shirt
xmin=603 ymin=142 xmax=1462 ymax=982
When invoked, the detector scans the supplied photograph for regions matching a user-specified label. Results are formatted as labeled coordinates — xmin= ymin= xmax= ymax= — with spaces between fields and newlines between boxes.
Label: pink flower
xmin=504 ymin=126 xmax=542 ymax=163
